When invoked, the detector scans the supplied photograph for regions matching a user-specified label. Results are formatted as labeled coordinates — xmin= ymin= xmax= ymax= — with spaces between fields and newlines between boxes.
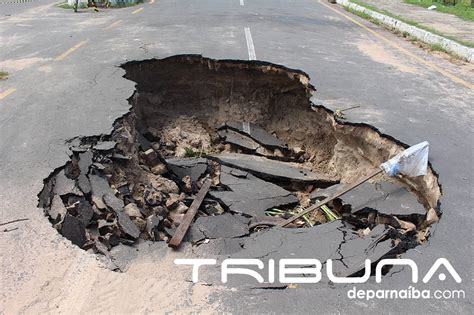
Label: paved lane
xmin=1 ymin=0 xmax=58 ymax=16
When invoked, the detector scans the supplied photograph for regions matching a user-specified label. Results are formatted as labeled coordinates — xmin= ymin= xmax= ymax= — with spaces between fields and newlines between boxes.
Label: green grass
xmin=347 ymin=0 xmax=474 ymax=49
xmin=320 ymin=205 xmax=340 ymax=221
xmin=403 ymin=29 xmax=466 ymax=58
xmin=184 ymin=147 xmax=199 ymax=158
xmin=0 ymin=71 xmax=8 ymax=80
xmin=345 ymin=6 xmax=382 ymax=25
xmin=429 ymin=42 xmax=448 ymax=52
xmin=266 ymin=202 xmax=341 ymax=227
xmin=265 ymin=208 xmax=314 ymax=227
xmin=351 ymin=0 xmax=397 ymax=16
xmin=404 ymin=0 xmax=474 ymax=21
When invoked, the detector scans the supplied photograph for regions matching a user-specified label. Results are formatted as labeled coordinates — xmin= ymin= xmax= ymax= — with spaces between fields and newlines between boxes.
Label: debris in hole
xmin=153 ymin=116 xmax=212 ymax=158
xmin=166 ymin=157 xmax=208 ymax=183
xmin=283 ymin=142 xmax=430 ymax=228
xmin=61 ymin=215 xmax=87 ymax=247
xmin=142 ymin=148 xmax=161 ymax=167
xmin=217 ymin=123 xmax=292 ymax=160
xmin=169 ymin=178 xmax=212 ymax=248
xmin=217 ymin=128 xmax=260 ymax=152
xmin=77 ymin=174 xmax=92 ymax=196
xmin=210 ymin=166 xmax=299 ymax=217
xmin=209 ymin=153 xmax=336 ymax=185
xmin=311 ymin=181 xmax=426 ymax=216
xmin=49 ymin=195 xmax=67 ymax=224
xmin=115 ymin=210 xmax=141 ymax=240
xmin=78 ymin=150 xmax=93 ymax=174
xmin=54 ymin=169 xmax=82 ymax=196
xmin=123 ymin=203 xmax=143 ymax=218
xmin=68 ymin=196 xmax=94 ymax=226
xmin=89 ymin=174 xmax=113 ymax=210
xmin=146 ymin=214 xmax=162 ymax=240
xmin=94 ymin=141 xmax=116 ymax=152
xmin=220 ymin=121 xmax=288 ymax=150
xmin=38 ymin=56 xmax=440 ymax=273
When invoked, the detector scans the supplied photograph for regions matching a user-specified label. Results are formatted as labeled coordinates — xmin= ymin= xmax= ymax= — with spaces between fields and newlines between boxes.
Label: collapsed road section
xmin=38 ymin=55 xmax=441 ymax=280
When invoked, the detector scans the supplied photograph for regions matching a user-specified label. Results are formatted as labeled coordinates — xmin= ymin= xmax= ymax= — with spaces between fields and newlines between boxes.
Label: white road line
xmin=240 ymin=0 xmax=244 ymax=5
xmin=244 ymin=27 xmax=256 ymax=60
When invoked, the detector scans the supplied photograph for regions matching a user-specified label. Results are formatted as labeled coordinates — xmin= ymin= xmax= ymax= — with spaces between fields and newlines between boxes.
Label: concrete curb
xmin=335 ymin=0 xmax=474 ymax=62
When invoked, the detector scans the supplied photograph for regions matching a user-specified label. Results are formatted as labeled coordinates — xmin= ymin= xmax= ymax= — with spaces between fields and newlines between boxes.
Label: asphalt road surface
xmin=1 ymin=0 xmax=58 ymax=16
xmin=0 ymin=0 xmax=473 ymax=313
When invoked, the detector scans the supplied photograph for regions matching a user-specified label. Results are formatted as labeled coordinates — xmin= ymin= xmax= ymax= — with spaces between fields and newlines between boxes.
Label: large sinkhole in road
xmin=39 ymin=55 xmax=441 ymax=280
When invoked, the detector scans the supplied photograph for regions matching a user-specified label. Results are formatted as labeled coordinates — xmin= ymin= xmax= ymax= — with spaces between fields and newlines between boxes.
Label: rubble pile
xmin=38 ymin=117 xmax=436 ymax=258
xmin=37 ymin=56 xmax=441 ymax=278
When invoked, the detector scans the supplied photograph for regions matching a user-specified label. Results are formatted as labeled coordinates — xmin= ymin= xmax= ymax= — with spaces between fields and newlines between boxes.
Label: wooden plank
xmin=168 ymin=178 xmax=212 ymax=248
xmin=280 ymin=168 xmax=382 ymax=227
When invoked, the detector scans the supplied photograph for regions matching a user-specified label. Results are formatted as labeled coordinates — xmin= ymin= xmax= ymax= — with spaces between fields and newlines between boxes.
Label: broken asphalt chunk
xmin=102 ymin=193 xmax=140 ymax=240
xmin=186 ymin=213 xmax=250 ymax=242
xmin=210 ymin=153 xmax=335 ymax=185
xmin=48 ymin=195 xmax=67 ymax=224
xmin=115 ymin=210 xmax=140 ymax=240
xmin=209 ymin=166 xmax=298 ymax=217
xmin=71 ymin=146 xmax=89 ymax=154
xmin=77 ymin=174 xmax=92 ymax=195
xmin=61 ymin=215 xmax=87 ymax=247
xmin=217 ymin=128 xmax=260 ymax=152
xmin=220 ymin=121 xmax=287 ymax=150
xmin=137 ymin=133 xmax=153 ymax=152
xmin=166 ymin=157 xmax=208 ymax=183
xmin=94 ymin=141 xmax=116 ymax=152
xmin=78 ymin=150 xmax=93 ymax=175
xmin=68 ymin=198 xmax=94 ymax=226
xmin=54 ymin=169 xmax=83 ymax=196
xmin=311 ymin=181 xmax=426 ymax=216
xmin=103 ymin=192 xmax=125 ymax=213
xmin=89 ymin=174 xmax=113 ymax=210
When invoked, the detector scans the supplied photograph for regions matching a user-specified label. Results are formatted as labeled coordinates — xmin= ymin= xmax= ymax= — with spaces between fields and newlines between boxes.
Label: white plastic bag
xmin=380 ymin=141 xmax=429 ymax=177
